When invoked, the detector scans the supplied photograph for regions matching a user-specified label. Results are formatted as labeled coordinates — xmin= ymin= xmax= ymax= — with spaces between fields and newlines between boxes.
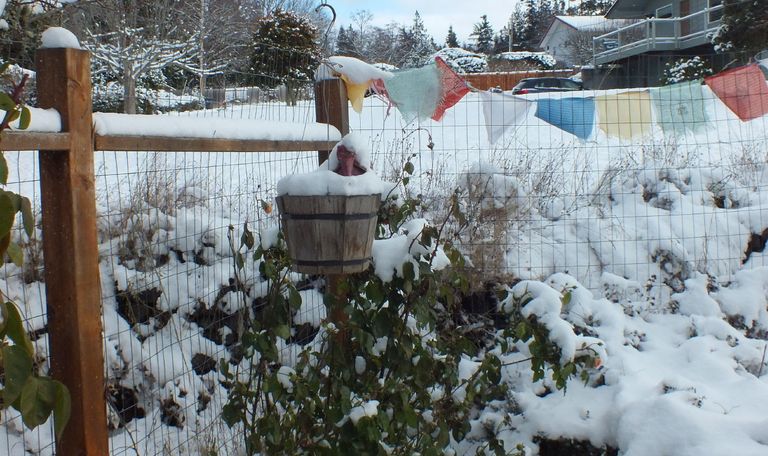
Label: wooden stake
xmin=36 ymin=48 xmax=108 ymax=456
xmin=314 ymin=78 xmax=349 ymax=165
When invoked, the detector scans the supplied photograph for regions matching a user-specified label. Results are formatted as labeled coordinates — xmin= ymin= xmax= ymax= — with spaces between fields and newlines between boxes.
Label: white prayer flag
xmin=480 ymin=91 xmax=532 ymax=144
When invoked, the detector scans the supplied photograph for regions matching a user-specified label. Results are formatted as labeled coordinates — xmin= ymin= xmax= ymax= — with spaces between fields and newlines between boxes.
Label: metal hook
xmin=315 ymin=1 xmax=336 ymax=53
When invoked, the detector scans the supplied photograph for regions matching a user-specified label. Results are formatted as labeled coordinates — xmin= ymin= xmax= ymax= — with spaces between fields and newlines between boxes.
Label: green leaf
xmin=6 ymin=241 xmax=22 ymax=267
xmin=20 ymin=377 xmax=57 ymax=430
xmin=0 ymin=62 xmax=11 ymax=74
xmin=18 ymin=107 xmax=30 ymax=130
xmin=241 ymin=223 xmax=255 ymax=250
xmin=52 ymin=381 xmax=70 ymax=438
xmin=7 ymin=109 xmax=19 ymax=123
xmin=4 ymin=301 xmax=33 ymax=356
xmin=0 ymin=194 xmax=15 ymax=239
xmin=404 ymin=161 xmax=414 ymax=175
xmin=235 ymin=252 xmax=244 ymax=271
xmin=3 ymin=344 xmax=33 ymax=407
xmin=0 ymin=93 xmax=15 ymax=112
xmin=20 ymin=197 xmax=33 ymax=237
xmin=0 ymin=153 xmax=7 ymax=185
xmin=274 ymin=324 xmax=291 ymax=340
xmin=288 ymin=288 xmax=302 ymax=311
xmin=561 ymin=291 xmax=572 ymax=307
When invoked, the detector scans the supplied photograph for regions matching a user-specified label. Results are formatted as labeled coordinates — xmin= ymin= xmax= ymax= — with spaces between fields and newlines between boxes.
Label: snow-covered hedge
xmin=429 ymin=47 xmax=488 ymax=74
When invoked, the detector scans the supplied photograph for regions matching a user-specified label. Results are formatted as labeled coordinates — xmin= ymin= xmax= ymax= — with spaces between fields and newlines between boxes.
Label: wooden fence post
xmin=35 ymin=48 xmax=108 ymax=456
xmin=313 ymin=77 xmax=351 ymax=332
xmin=314 ymin=78 xmax=349 ymax=165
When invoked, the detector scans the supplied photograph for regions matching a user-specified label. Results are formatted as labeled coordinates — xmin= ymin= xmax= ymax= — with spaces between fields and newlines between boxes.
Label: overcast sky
xmin=328 ymin=0 xmax=530 ymax=46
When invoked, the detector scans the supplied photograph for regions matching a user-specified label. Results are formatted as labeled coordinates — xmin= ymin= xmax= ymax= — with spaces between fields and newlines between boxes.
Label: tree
xmin=350 ymin=9 xmax=372 ymax=57
xmin=74 ymin=0 xmax=200 ymax=113
xmin=446 ymin=25 xmax=459 ymax=48
xmin=249 ymin=9 xmax=320 ymax=105
xmin=0 ymin=0 xmax=63 ymax=69
xmin=394 ymin=11 xmax=436 ymax=68
xmin=567 ymin=0 xmax=613 ymax=15
xmin=712 ymin=0 xmax=768 ymax=62
xmin=471 ymin=15 xmax=494 ymax=54
xmin=335 ymin=25 xmax=360 ymax=58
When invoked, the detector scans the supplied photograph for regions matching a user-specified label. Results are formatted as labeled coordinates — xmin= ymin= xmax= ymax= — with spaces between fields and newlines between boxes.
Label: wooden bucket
xmin=276 ymin=194 xmax=381 ymax=274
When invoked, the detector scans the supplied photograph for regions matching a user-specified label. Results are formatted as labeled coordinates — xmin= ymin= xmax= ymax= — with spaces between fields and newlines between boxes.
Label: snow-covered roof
xmin=555 ymin=15 xmax=636 ymax=32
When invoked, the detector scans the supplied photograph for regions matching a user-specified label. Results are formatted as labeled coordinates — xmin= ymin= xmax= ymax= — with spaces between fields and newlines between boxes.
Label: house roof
xmin=539 ymin=16 xmax=639 ymax=48
xmin=605 ymin=0 xmax=649 ymax=19
xmin=555 ymin=15 xmax=630 ymax=32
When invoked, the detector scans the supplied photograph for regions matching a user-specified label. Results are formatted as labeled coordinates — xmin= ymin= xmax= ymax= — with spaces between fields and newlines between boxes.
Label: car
xmin=511 ymin=77 xmax=583 ymax=95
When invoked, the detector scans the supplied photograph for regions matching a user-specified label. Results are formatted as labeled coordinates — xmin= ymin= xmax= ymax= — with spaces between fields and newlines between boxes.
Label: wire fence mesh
xmin=1 ymin=42 xmax=768 ymax=454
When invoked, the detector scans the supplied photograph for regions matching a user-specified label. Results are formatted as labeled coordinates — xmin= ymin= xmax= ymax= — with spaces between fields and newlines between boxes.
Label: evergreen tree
xmin=471 ymin=15 xmax=495 ymax=54
xmin=712 ymin=0 xmax=768 ymax=62
xmin=395 ymin=11 xmax=436 ymax=68
xmin=446 ymin=25 xmax=459 ymax=48
xmin=249 ymin=9 xmax=320 ymax=105
xmin=567 ymin=0 xmax=613 ymax=15
xmin=336 ymin=25 xmax=360 ymax=58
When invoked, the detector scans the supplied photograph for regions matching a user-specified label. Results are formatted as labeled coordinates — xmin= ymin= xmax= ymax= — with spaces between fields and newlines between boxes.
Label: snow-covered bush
xmin=490 ymin=51 xmax=557 ymax=71
xmin=661 ymin=56 xmax=713 ymax=85
xmin=430 ymin=47 xmax=488 ymax=74
xmin=221 ymin=159 xmax=599 ymax=454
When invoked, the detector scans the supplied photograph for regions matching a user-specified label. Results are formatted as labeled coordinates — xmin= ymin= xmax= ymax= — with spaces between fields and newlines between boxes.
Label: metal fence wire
xmin=1 ymin=45 xmax=768 ymax=455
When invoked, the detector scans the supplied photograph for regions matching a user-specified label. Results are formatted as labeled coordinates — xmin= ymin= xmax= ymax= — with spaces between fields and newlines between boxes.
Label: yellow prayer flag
xmin=595 ymin=91 xmax=653 ymax=140
xmin=340 ymin=74 xmax=369 ymax=113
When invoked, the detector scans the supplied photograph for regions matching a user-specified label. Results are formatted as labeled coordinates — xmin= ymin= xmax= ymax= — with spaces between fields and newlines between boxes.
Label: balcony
xmin=593 ymin=5 xmax=723 ymax=65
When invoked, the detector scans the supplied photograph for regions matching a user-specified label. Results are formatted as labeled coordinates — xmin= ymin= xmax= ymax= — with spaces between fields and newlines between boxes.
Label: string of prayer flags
xmin=535 ymin=97 xmax=595 ymax=140
xmin=595 ymin=91 xmax=653 ymax=140
xmin=480 ymin=91 xmax=532 ymax=144
xmin=339 ymin=74 xmax=369 ymax=113
xmin=383 ymin=63 xmax=442 ymax=123
xmin=432 ymin=57 xmax=471 ymax=121
xmin=705 ymin=63 xmax=768 ymax=121
xmin=650 ymin=80 xmax=708 ymax=135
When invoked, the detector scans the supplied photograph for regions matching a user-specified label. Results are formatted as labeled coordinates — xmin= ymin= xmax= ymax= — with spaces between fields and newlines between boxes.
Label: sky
xmin=328 ymin=0 xmax=528 ymax=46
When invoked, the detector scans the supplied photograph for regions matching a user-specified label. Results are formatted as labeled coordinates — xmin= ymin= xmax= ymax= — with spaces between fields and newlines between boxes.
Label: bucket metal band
xmin=294 ymin=258 xmax=372 ymax=267
xmin=283 ymin=213 xmax=376 ymax=221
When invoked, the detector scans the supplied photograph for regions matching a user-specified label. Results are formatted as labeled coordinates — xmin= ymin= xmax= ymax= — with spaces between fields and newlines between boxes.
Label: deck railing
xmin=593 ymin=5 xmax=724 ymax=65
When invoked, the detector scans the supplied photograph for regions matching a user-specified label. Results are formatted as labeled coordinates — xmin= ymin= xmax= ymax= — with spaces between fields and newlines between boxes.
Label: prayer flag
xmin=535 ymin=97 xmax=595 ymax=140
xmin=650 ymin=81 xmax=708 ymax=135
xmin=595 ymin=91 xmax=653 ymax=140
xmin=432 ymin=57 xmax=471 ymax=121
xmin=339 ymin=74 xmax=370 ymax=113
xmin=480 ymin=91 xmax=532 ymax=144
xmin=383 ymin=63 xmax=441 ymax=123
xmin=705 ymin=63 xmax=768 ymax=121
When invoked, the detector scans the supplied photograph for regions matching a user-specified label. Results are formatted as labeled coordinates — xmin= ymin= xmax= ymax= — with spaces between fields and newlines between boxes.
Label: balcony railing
xmin=593 ymin=4 xmax=723 ymax=65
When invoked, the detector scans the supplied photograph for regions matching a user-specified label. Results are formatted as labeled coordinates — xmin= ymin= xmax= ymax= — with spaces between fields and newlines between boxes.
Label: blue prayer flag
xmin=535 ymin=97 xmax=595 ymax=140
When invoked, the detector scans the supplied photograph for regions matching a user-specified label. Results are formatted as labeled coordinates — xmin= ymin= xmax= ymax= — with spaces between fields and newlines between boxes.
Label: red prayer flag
xmin=705 ymin=64 xmax=768 ymax=121
xmin=431 ymin=57 xmax=471 ymax=121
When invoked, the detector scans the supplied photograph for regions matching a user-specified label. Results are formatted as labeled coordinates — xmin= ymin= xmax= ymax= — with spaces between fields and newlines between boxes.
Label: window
xmin=709 ymin=0 xmax=723 ymax=22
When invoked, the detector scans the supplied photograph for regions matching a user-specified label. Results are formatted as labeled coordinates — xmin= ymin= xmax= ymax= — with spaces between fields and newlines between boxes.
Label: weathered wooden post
xmin=313 ymin=77 xmax=352 ymax=329
xmin=36 ymin=48 xmax=109 ymax=456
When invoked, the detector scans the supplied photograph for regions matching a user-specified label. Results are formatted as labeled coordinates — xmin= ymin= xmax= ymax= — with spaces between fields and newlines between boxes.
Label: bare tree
xmin=74 ymin=0 xmax=200 ymax=113
xmin=563 ymin=29 xmax=610 ymax=66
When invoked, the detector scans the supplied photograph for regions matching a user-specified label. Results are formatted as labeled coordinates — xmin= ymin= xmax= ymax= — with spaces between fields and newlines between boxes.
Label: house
xmin=588 ymin=0 xmax=728 ymax=87
xmin=540 ymin=16 xmax=638 ymax=67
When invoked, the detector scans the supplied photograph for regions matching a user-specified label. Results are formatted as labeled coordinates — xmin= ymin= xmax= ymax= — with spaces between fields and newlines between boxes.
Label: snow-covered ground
xmin=2 ymin=84 xmax=768 ymax=455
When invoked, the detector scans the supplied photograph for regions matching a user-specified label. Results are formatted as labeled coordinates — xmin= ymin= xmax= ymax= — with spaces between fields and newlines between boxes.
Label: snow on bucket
xmin=276 ymin=194 xmax=381 ymax=274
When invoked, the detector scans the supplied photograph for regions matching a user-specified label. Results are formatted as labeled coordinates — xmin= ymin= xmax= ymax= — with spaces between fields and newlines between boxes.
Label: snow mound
xmin=40 ymin=27 xmax=81 ymax=50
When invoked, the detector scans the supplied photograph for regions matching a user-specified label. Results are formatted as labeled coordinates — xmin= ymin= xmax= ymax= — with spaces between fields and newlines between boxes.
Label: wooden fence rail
xmin=2 ymin=47 xmax=348 ymax=455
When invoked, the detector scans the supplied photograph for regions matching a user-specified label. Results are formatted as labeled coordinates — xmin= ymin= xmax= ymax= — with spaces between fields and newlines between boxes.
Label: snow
xmin=1 ymin=107 xmax=61 ymax=132
xmin=276 ymin=133 xmax=394 ymax=196
xmin=556 ymin=16 xmax=637 ymax=32
xmin=348 ymin=400 xmax=379 ymax=425
xmin=93 ymin=112 xmax=340 ymax=142
xmin=431 ymin=48 xmax=488 ymax=74
xmin=5 ymin=66 xmax=768 ymax=455
xmin=315 ymin=56 xmax=393 ymax=84
xmin=496 ymin=51 xmax=557 ymax=68
xmin=40 ymin=27 xmax=81 ymax=50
